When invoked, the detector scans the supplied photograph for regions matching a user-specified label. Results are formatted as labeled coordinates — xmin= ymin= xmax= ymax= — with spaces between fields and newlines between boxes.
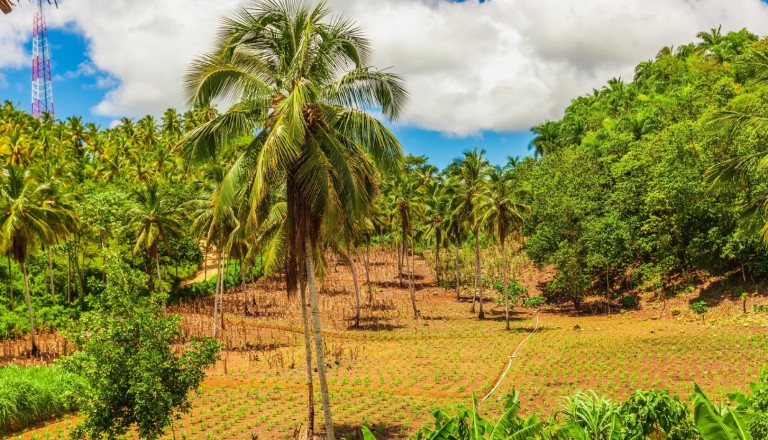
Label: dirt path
xmin=182 ymin=249 xmax=219 ymax=285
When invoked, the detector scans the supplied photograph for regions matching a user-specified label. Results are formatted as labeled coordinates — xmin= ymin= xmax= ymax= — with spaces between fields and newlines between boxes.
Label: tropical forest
xmin=2 ymin=0 xmax=768 ymax=439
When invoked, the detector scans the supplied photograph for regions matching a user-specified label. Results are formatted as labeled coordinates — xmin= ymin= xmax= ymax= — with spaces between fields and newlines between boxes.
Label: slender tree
xmin=474 ymin=166 xmax=528 ymax=329
xmin=181 ymin=2 xmax=407 ymax=438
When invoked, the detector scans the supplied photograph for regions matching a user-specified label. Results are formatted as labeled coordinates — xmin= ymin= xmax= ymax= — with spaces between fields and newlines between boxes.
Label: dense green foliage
xmin=362 ymin=366 xmax=768 ymax=440
xmin=0 ymin=365 xmax=84 ymax=433
xmin=61 ymin=253 xmax=219 ymax=440
xmin=519 ymin=29 xmax=768 ymax=308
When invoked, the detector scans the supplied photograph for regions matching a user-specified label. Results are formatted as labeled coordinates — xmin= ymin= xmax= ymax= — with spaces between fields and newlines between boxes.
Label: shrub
xmin=0 ymin=365 xmax=85 ymax=433
xmin=690 ymin=300 xmax=708 ymax=315
xmin=523 ymin=296 xmax=545 ymax=308
xmin=620 ymin=390 xmax=697 ymax=440
xmin=493 ymin=279 xmax=528 ymax=306
xmin=61 ymin=253 xmax=220 ymax=440
xmin=618 ymin=295 xmax=639 ymax=309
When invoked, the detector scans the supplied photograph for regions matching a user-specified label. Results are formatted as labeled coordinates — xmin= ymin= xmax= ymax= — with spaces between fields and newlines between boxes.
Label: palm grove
xmin=2 ymin=0 xmax=768 ymax=439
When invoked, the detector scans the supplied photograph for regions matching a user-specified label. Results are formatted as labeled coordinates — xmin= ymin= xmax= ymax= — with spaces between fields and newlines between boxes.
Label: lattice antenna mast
xmin=31 ymin=0 xmax=54 ymax=120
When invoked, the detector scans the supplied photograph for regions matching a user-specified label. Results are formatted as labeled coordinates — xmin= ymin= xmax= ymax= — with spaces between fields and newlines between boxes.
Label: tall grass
xmin=0 ymin=365 xmax=85 ymax=433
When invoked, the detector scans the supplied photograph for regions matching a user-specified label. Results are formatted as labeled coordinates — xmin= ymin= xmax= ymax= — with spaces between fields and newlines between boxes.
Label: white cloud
xmin=2 ymin=0 xmax=768 ymax=135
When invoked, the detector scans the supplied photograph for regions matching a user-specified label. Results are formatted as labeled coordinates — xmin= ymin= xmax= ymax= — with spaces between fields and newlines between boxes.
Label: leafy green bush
xmin=691 ymin=300 xmax=708 ymax=315
xmin=363 ymin=391 xmax=542 ymax=440
xmin=620 ymin=390 xmax=697 ymax=440
xmin=618 ymin=295 xmax=640 ymax=309
xmin=493 ymin=279 xmax=528 ymax=306
xmin=523 ymin=296 xmax=545 ymax=308
xmin=0 ymin=365 xmax=85 ymax=433
xmin=61 ymin=253 xmax=220 ymax=440
xmin=754 ymin=304 xmax=768 ymax=314
xmin=557 ymin=391 xmax=622 ymax=440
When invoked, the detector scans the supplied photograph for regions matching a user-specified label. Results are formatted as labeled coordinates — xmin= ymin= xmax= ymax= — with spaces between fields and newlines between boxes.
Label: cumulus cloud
xmin=2 ymin=0 xmax=768 ymax=135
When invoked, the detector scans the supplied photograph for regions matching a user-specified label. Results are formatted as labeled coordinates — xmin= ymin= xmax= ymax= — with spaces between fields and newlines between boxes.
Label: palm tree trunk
xmin=212 ymin=252 xmax=221 ymax=338
xmin=47 ymin=248 xmax=55 ymax=305
xmin=475 ymin=230 xmax=484 ymax=319
xmin=7 ymin=254 xmax=13 ymax=308
xmin=298 ymin=275 xmax=314 ymax=438
xmin=304 ymin=236 xmax=335 ymax=440
xmin=454 ymin=244 xmax=460 ymax=300
xmin=220 ymin=258 xmax=226 ymax=331
xmin=66 ymin=250 xmax=71 ymax=303
xmin=406 ymin=240 xmax=417 ymax=319
xmin=204 ymin=244 xmax=208 ymax=281
xmin=22 ymin=260 xmax=39 ymax=357
xmin=365 ymin=239 xmax=372 ymax=304
xmin=501 ymin=237 xmax=509 ymax=330
xmin=435 ymin=232 xmax=440 ymax=284
xmin=349 ymin=252 xmax=362 ymax=328
xmin=155 ymin=250 xmax=165 ymax=313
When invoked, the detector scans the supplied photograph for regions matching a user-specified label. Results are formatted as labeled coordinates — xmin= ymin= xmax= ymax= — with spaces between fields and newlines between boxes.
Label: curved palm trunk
xmin=304 ymin=236 xmax=334 ymax=440
xmin=21 ymin=260 xmax=39 ymax=356
xmin=349 ymin=252 xmax=361 ymax=328
xmin=501 ymin=237 xmax=509 ymax=330
xmin=454 ymin=244 xmax=460 ymax=300
xmin=298 ymin=275 xmax=314 ymax=438
xmin=406 ymin=240 xmax=417 ymax=318
xmin=47 ymin=248 xmax=55 ymax=305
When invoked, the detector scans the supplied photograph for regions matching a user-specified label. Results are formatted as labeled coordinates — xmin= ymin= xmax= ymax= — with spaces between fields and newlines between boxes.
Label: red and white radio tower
xmin=31 ymin=0 xmax=54 ymax=120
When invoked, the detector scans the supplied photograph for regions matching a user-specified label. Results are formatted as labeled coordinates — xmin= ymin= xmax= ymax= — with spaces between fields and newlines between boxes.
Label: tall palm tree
xmin=448 ymin=149 xmax=489 ymax=319
xmin=422 ymin=177 xmax=448 ymax=283
xmin=384 ymin=158 xmax=424 ymax=318
xmin=181 ymin=1 xmax=407 ymax=438
xmin=474 ymin=166 xmax=528 ymax=329
xmin=0 ymin=166 xmax=77 ymax=355
xmin=127 ymin=182 xmax=182 ymax=308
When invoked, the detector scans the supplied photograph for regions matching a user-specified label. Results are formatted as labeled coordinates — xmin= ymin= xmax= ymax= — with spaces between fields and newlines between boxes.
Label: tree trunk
xmin=204 ymin=244 xmax=208 ymax=281
xmin=220 ymin=258 xmax=226 ymax=331
xmin=66 ymin=249 xmax=71 ymax=303
xmin=365 ymin=240 xmax=372 ymax=305
xmin=212 ymin=252 xmax=221 ymax=338
xmin=397 ymin=241 xmax=403 ymax=288
xmin=435 ymin=232 xmax=441 ymax=284
xmin=7 ymin=254 xmax=13 ymax=308
xmin=350 ymin=251 xmax=361 ymax=328
xmin=298 ymin=275 xmax=314 ymax=439
xmin=155 ymin=250 xmax=166 ymax=313
xmin=304 ymin=236 xmax=335 ymax=440
xmin=406 ymin=240 xmax=418 ymax=319
xmin=455 ymin=244 xmax=460 ymax=300
xmin=501 ymin=238 xmax=509 ymax=329
xmin=47 ymin=248 xmax=55 ymax=305
xmin=22 ymin=261 xmax=39 ymax=357
xmin=476 ymin=231 xmax=484 ymax=319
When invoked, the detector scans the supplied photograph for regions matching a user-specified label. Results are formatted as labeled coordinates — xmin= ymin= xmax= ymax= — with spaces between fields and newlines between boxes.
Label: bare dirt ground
xmin=11 ymin=248 xmax=768 ymax=440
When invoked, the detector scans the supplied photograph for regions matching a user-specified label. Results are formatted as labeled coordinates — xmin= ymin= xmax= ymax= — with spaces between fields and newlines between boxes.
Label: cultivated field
xmin=12 ymin=249 xmax=768 ymax=439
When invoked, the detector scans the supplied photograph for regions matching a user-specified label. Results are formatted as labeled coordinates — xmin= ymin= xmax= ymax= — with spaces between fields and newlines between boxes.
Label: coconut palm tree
xmin=181 ymin=1 xmax=407 ymax=437
xmin=448 ymin=149 xmax=489 ymax=319
xmin=0 ymin=165 xmax=77 ymax=355
xmin=474 ymin=166 xmax=528 ymax=329
xmin=127 ymin=182 xmax=182 ymax=308
xmin=422 ymin=177 xmax=448 ymax=284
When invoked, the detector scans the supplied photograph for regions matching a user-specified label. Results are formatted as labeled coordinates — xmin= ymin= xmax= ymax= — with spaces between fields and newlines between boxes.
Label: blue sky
xmin=0 ymin=17 xmax=533 ymax=169
xmin=2 ymin=0 xmax=767 ymax=169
